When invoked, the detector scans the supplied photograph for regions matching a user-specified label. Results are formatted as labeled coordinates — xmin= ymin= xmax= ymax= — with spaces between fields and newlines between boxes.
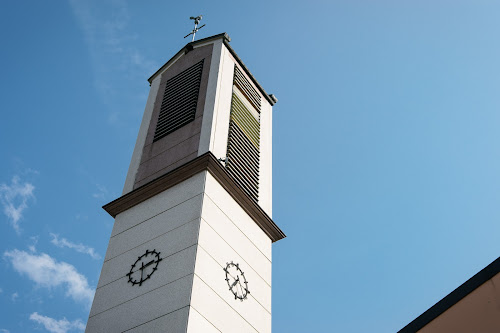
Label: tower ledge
xmin=103 ymin=151 xmax=286 ymax=242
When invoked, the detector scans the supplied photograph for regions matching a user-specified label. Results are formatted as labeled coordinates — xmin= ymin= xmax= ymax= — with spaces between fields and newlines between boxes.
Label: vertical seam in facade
xmin=210 ymin=45 xmax=225 ymax=152
xmin=186 ymin=171 xmax=207 ymax=332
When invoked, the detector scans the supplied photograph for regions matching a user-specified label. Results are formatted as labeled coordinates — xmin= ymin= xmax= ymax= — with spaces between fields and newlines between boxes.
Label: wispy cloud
xmin=68 ymin=0 xmax=157 ymax=125
xmin=0 ymin=176 xmax=35 ymax=233
xmin=3 ymin=249 xmax=95 ymax=307
xmin=92 ymin=184 xmax=108 ymax=200
xmin=29 ymin=235 xmax=39 ymax=253
xmin=0 ymin=329 xmax=10 ymax=333
xmin=75 ymin=214 xmax=88 ymax=221
xmin=30 ymin=312 xmax=85 ymax=333
xmin=50 ymin=234 xmax=101 ymax=260
xmin=77 ymin=167 xmax=116 ymax=202
xmin=11 ymin=292 xmax=18 ymax=302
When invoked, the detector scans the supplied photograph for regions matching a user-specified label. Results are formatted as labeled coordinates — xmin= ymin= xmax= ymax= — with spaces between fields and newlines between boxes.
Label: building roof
xmin=398 ymin=256 xmax=500 ymax=332
xmin=148 ymin=33 xmax=277 ymax=106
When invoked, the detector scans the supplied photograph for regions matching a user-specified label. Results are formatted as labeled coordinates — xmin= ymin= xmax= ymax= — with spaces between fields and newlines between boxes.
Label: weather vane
xmin=184 ymin=15 xmax=205 ymax=42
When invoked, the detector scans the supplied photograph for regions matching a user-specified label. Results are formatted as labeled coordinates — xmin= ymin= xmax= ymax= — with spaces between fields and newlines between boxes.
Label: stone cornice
xmin=103 ymin=152 xmax=286 ymax=242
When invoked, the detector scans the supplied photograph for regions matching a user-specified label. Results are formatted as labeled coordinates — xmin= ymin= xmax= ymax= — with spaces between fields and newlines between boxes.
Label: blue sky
xmin=1 ymin=1 xmax=500 ymax=332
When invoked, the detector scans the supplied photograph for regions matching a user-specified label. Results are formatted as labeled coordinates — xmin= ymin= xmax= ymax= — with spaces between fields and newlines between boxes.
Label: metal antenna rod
xmin=184 ymin=15 xmax=205 ymax=42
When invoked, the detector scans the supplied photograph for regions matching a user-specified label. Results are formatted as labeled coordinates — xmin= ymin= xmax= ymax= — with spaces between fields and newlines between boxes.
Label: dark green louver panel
xmin=153 ymin=60 xmax=204 ymax=142
xmin=234 ymin=66 xmax=261 ymax=112
xmin=226 ymin=89 xmax=261 ymax=202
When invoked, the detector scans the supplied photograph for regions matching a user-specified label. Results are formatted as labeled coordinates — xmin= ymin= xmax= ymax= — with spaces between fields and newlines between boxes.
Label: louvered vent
xmin=153 ymin=60 xmax=204 ymax=142
xmin=234 ymin=66 xmax=261 ymax=111
xmin=226 ymin=66 xmax=261 ymax=202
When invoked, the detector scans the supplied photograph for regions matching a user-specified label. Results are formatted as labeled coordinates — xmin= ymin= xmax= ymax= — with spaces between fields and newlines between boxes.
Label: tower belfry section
xmin=86 ymin=33 xmax=285 ymax=332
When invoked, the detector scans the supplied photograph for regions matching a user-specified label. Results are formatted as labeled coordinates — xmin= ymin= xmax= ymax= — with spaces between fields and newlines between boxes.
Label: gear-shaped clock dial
xmin=127 ymin=249 xmax=162 ymax=286
xmin=223 ymin=261 xmax=250 ymax=301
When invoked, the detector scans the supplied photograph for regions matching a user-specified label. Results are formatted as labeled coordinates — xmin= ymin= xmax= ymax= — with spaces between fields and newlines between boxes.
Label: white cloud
xmin=92 ymin=184 xmax=108 ymax=200
xmin=11 ymin=292 xmax=18 ymax=301
xmin=68 ymin=0 xmax=156 ymax=125
xmin=23 ymin=168 xmax=40 ymax=176
xmin=30 ymin=312 xmax=85 ymax=333
xmin=3 ymin=249 xmax=95 ymax=307
xmin=75 ymin=214 xmax=88 ymax=221
xmin=0 ymin=329 xmax=10 ymax=333
xmin=0 ymin=176 xmax=35 ymax=233
xmin=29 ymin=235 xmax=39 ymax=253
xmin=50 ymin=234 xmax=101 ymax=260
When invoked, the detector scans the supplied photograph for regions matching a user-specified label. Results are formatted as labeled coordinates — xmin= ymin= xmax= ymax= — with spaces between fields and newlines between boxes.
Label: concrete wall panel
xmin=198 ymin=39 xmax=223 ymax=155
xmin=190 ymin=275 xmax=258 ymax=333
xmin=133 ymin=44 xmax=213 ymax=189
xmin=141 ymin=117 xmax=203 ymax=163
xmin=134 ymin=152 xmax=199 ymax=188
xmin=122 ymin=76 xmax=162 ymax=195
xmin=197 ymin=220 xmax=271 ymax=313
xmin=194 ymin=242 xmax=271 ymax=331
xmin=186 ymin=307 xmax=221 ymax=333
xmin=86 ymin=274 xmax=193 ymax=333
xmin=258 ymin=98 xmax=272 ymax=216
xmin=204 ymin=172 xmax=272 ymax=260
xmin=97 ymin=219 xmax=200 ymax=289
xmin=91 ymin=245 xmax=197 ymax=317
xmin=111 ymin=172 xmax=206 ymax=237
xmin=134 ymin=134 xmax=201 ymax=186
xmin=203 ymin=43 xmax=234 ymax=159
xmin=106 ymin=194 xmax=202 ymax=261
xmin=126 ymin=307 xmax=190 ymax=333
xmin=201 ymin=194 xmax=272 ymax=284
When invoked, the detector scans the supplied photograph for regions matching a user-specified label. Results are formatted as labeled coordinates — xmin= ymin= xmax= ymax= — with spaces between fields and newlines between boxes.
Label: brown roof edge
xmin=147 ymin=33 xmax=276 ymax=106
xmin=103 ymin=152 xmax=286 ymax=242
xmin=398 ymin=256 xmax=500 ymax=333
xmin=222 ymin=39 xmax=276 ymax=106
xmin=147 ymin=33 xmax=229 ymax=84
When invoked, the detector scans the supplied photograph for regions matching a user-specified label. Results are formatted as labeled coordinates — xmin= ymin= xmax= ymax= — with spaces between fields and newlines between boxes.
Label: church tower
xmin=86 ymin=33 xmax=285 ymax=332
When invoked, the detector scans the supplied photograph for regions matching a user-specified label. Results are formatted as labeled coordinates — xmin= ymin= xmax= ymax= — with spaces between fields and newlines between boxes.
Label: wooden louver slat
xmin=153 ymin=60 xmax=204 ymax=142
xmin=226 ymin=71 xmax=261 ymax=202
xmin=234 ymin=66 xmax=261 ymax=112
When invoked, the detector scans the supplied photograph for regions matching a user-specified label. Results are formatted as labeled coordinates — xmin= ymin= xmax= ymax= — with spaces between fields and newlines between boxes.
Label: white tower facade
xmin=86 ymin=33 xmax=285 ymax=333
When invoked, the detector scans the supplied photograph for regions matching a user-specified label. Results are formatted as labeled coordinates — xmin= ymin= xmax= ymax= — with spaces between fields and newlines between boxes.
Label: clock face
xmin=223 ymin=261 xmax=250 ymax=301
xmin=126 ymin=249 xmax=162 ymax=286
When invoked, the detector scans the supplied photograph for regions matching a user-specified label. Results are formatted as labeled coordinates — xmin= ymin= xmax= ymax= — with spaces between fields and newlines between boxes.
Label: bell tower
xmin=86 ymin=33 xmax=285 ymax=333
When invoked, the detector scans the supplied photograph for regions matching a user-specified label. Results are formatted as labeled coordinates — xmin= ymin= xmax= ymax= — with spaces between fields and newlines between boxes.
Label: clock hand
xmin=143 ymin=259 xmax=155 ymax=268
xmin=140 ymin=262 xmax=145 ymax=284
xmin=230 ymin=277 xmax=239 ymax=288
xmin=237 ymin=279 xmax=245 ymax=296
xmin=226 ymin=271 xmax=239 ymax=281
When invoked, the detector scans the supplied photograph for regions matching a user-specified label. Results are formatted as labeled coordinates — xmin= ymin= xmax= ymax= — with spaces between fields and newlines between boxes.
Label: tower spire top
xmin=184 ymin=15 xmax=205 ymax=42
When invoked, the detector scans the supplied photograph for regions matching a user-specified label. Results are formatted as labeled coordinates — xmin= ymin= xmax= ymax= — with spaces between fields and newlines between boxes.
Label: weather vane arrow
xmin=184 ymin=15 xmax=205 ymax=42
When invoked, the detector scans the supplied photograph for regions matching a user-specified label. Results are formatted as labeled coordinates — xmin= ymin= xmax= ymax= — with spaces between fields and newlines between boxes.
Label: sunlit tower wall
xmin=86 ymin=33 xmax=285 ymax=333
